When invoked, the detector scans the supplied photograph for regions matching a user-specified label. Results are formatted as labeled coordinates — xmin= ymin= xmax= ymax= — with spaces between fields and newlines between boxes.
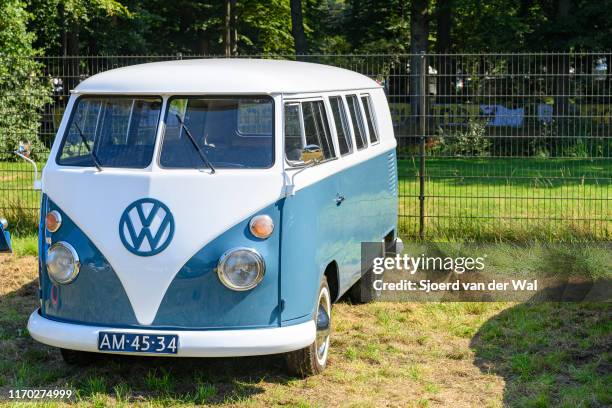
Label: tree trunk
xmin=199 ymin=34 xmax=209 ymax=55
xmin=223 ymin=0 xmax=231 ymax=56
xmin=290 ymin=0 xmax=307 ymax=57
xmin=553 ymin=0 xmax=571 ymax=119
xmin=556 ymin=0 xmax=570 ymax=20
xmin=435 ymin=0 xmax=453 ymax=102
xmin=436 ymin=0 xmax=451 ymax=53
xmin=65 ymin=18 xmax=81 ymax=91
xmin=410 ymin=0 xmax=429 ymax=118
xmin=230 ymin=0 xmax=237 ymax=55
xmin=59 ymin=3 xmax=67 ymax=56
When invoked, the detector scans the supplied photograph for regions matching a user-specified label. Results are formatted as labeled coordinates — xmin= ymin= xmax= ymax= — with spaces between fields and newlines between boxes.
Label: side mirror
xmin=14 ymin=142 xmax=41 ymax=191
xmin=284 ymin=144 xmax=325 ymax=197
xmin=300 ymin=144 xmax=324 ymax=165
xmin=0 ymin=218 xmax=12 ymax=254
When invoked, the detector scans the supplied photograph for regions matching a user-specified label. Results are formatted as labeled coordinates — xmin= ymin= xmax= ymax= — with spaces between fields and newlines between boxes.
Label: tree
xmin=436 ymin=0 xmax=454 ymax=102
xmin=552 ymin=0 xmax=571 ymax=117
xmin=410 ymin=0 xmax=429 ymax=117
xmin=436 ymin=0 xmax=452 ymax=53
xmin=344 ymin=0 xmax=410 ymax=53
xmin=230 ymin=0 xmax=237 ymax=55
xmin=290 ymin=0 xmax=308 ymax=55
xmin=0 ymin=0 xmax=51 ymax=160
xmin=223 ymin=0 xmax=231 ymax=56
xmin=22 ymin=0 xmax=612 ymax=57
xmin=236 ymin=0 xmax=293 ymax=55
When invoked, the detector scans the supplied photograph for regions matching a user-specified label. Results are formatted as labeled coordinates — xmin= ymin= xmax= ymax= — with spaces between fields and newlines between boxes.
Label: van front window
xmin=57 ymin=96 xmax=162 ymax=168
xmin=160 ymin=96 xmax=274 ymax=169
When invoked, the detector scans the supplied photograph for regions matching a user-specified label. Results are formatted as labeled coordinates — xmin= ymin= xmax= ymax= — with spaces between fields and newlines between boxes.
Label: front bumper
xmin=27 ymin=310 xmax=315 ymax=357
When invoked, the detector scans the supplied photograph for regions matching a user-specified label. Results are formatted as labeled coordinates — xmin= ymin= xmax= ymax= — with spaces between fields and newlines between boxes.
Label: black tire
xmin=60 ymin=348 xmax=97 ymax=366
xmin=349 ymin=242 xmax=386 ymax=304
xmin=348 ymin=268 xmax=380 ymax=304
xmin=286 ymin=277 xmax=331 ymax=377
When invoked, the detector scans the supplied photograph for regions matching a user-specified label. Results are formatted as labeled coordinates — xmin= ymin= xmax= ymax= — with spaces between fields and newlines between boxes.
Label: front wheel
xmin=286 ymin=277 xmax=331 ymax=377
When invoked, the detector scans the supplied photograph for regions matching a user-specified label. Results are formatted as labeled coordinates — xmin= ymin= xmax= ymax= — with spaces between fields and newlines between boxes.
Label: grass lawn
xmin=398 ymin=157 xmax=611 ymax=241
xmin=0 ymin=240 xmax=610 ymax=407
xmin=1 ymin=157 xmax=610 ymax=240
xmin=0 ymin=160 xmax=44 ymax=235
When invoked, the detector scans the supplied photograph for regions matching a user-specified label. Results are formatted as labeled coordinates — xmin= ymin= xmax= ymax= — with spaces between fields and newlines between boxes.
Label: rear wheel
xmin=60 ymin=348 xmax=97 ymax=365
xmin=348 ymin=267 xmax=380 ymax=304
xmin=349 ymin=242 xmax=386 ymax=304
xmin=286 ymin=277 xmax=331 ymax=377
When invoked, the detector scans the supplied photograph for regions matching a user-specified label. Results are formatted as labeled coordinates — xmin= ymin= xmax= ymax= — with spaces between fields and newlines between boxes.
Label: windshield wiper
xmin=174 ymin=114 xmax=216 ymax=174
xmin=72 ymin=122 xmax=102 ymax=171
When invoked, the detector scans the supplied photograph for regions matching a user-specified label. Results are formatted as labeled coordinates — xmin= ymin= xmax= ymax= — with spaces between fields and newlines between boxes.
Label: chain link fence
xmin=0 ymin=53 xmax=610 ymax=240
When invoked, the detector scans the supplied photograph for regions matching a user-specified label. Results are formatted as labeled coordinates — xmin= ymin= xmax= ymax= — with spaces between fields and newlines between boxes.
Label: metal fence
xmin=0 ymin=53 xmax=610 ymax=240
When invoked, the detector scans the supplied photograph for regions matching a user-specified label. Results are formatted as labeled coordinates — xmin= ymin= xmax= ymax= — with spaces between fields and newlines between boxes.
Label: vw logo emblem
xmin=119 ymin=198 xmax=175 ymax=256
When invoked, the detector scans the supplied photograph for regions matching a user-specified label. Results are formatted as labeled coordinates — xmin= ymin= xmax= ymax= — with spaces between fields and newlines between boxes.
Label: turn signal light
xmin=249 ymin=215 xmax=274 ymax=239
xmin=45 ymin=210 xmax=62 ymax=233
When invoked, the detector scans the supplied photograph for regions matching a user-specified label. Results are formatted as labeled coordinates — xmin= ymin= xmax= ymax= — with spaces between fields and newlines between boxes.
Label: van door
xmin=326 ymin=95 xmax=359 ymax=288
xmin=280 ymin=99 xmax=344 ymax=323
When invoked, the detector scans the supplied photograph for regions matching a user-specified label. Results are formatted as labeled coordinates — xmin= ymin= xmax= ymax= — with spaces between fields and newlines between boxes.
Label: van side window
xmin=360 ymin=95 xmax=379 ymax=143
xmin=302 ymin=101 xmax=335 ymax=159
xmin=329 ymin=96 xmax=353 ymax=156
xmin=346 ymin=95 xmax=367 ymax=150
xmin=284 ymin=100 xmax=336 ymax=164
xmin=284 ymin=103 xmax=303 ymax=162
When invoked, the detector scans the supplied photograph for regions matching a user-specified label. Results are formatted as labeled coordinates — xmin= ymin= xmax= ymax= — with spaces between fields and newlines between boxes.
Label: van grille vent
xmin=387 ymin=152 xmax=398 ymax=196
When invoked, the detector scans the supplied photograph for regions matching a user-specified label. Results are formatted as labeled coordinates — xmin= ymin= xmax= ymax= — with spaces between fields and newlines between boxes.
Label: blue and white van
xmin=23 ymin=59 xmax=400 ymax=376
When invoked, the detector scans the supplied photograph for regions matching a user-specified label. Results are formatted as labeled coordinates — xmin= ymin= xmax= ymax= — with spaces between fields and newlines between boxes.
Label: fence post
xmin=418 ymin=52 xmax=427 ymax=241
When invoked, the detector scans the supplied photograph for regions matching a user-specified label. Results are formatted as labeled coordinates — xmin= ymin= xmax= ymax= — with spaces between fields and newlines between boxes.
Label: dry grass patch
xmin=0 ymin=254 xmax=608 ymax=407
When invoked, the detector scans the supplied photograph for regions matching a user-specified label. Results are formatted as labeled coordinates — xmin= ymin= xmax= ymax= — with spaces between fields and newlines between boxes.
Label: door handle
xmin=335 ymin=194 xmax=345 ymax=206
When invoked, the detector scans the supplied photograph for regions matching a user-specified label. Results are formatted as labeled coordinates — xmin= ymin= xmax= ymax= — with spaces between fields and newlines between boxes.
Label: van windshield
xmin=159 ymin=96 xmax=274 ymax=169
xmin=57 ymin=96 xmax=162 ymax=168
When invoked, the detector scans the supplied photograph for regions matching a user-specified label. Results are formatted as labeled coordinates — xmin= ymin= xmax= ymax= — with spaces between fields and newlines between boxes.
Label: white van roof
xmin=74 ymin=58 xmax=381 ymax=95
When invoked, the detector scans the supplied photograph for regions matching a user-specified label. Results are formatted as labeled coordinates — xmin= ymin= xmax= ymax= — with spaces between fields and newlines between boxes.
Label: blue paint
xmin=154 ymin=202 xmax=282 ymax=328
xmin=119 ymin=198 xmax=175 ymax=256
xmin=0 ymin=223 xmax=11 ymax=253
xmin=280 ymin=149 xmax=397 ymax=322
xmin=39 ymin=199 xmax=139 ymax=326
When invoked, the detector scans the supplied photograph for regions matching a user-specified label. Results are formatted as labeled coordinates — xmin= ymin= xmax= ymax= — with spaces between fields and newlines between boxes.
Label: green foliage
xmin=20 ymin=0 xmax=612 ymax=55
xmin=0 ymin=0 xmax=51 ymax=160
xmin=237 ymin=0 xmax=293 ymax=55
xmin=435 ymin=119 xmax=491 ymax=157
xmin=452 ymin=0 xmax=612 ymax=52
xmin=344 ymin=0 xmax=411 ymax=53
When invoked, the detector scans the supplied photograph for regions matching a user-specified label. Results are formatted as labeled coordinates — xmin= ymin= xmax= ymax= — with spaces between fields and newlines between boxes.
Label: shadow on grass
xmin=0 ymin=278 xmax=295 ymax=405
xmin=470 ymin=296 xmax=611 ymax=407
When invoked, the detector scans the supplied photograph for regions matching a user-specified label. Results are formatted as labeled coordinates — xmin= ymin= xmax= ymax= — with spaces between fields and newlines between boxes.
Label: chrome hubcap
xmin=315 ymin=289 xmax=331 ymax=363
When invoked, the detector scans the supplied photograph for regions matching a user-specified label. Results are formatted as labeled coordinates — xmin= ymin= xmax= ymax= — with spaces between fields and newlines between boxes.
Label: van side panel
xmin=279 ymin=172 xmax=342 ymax=324
xmin=280 ymin=149 xmax=396 ymax=323
xmin=337 ymin=149 xmax=397 ymax=289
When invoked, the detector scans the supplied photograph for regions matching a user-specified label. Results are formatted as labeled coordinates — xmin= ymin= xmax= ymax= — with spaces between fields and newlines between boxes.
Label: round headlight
xmin=46 ymin=242 xmax=80 ymax=284
xmin=217 ymin=248 xmax=265 ymax=291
